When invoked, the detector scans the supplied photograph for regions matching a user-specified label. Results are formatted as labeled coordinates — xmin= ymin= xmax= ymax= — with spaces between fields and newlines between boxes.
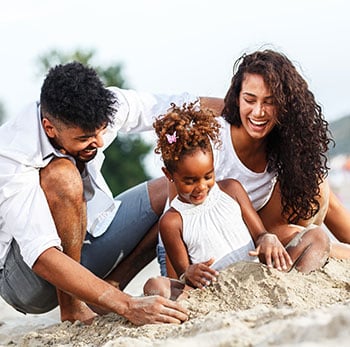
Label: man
xmin=0 ymin=62 xmax=222 ymax=325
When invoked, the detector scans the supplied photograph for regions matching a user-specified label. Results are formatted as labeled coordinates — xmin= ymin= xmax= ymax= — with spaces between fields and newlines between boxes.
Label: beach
xmin=1 ymin=258 xmax=350 ymax=347
xmin=1 ymin=174 xmax=350 ymax=347
xmin=0 ymin=259 xmax=159 ymax=346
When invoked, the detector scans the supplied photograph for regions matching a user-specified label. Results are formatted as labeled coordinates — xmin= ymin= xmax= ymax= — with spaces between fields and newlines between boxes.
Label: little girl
xmin=144 ymin=103 xmax=293 ymax=298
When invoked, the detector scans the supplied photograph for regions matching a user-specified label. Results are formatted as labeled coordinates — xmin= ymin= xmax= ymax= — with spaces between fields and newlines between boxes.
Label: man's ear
xmin=42 ymin=117 xmax=56 ymax=138
xmin=162 ymin=167 xmax=173 ymax=182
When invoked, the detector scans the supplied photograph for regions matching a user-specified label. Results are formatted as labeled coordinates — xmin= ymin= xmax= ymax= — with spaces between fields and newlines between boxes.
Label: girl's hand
xmin=249 ymin=233 xmax=293 ymax=271
xmin=183 ymin=258 xmax=219 ymax=289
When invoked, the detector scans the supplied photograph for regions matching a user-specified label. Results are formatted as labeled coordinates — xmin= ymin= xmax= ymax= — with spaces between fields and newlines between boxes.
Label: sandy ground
xmin=0 ymin=259 xmax=159 ymax=346
xmin=1 ymin=258 xmax=350 ymax=347
xmin=1 ymin=178 xmax=350 ymax=346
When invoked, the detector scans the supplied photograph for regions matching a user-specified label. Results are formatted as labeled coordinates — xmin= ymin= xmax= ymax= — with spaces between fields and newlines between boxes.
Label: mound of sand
xmin=15 ymin=259 xmax=350 ymax=347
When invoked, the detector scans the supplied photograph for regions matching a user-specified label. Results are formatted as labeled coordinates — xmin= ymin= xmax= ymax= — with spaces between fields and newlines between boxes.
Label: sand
xmin=2 ymin=258 xmax=350 ymax=347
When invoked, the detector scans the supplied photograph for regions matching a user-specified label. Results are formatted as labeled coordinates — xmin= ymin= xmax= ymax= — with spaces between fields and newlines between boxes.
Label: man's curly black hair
xmin=40 ymin=61 xmax=117 ymax=132
xmin=222 ymin=49 xmax=334 ymax=224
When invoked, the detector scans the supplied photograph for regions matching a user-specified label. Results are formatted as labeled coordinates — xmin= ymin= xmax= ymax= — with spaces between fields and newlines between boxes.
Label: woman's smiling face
xmin=238 ymin=73 xmax=278 ymax=140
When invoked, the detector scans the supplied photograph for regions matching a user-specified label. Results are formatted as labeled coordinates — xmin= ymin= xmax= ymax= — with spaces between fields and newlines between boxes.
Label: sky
xmin=1 ymin=0 xmax=349 ymax=124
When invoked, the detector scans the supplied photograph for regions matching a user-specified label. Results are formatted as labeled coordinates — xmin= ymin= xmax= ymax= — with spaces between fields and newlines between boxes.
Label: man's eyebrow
xmin=74 ymin=134 xmax=95 ymax=140
xmin=74 ymin=125 xmax=108 ymax=140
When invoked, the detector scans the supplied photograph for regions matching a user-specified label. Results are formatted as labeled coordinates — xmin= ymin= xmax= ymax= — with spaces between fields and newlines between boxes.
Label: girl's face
xmin=166 ymin=148 xmax=215 ymax=205
xmin=238 ymin=73 xmax=278 ymax=140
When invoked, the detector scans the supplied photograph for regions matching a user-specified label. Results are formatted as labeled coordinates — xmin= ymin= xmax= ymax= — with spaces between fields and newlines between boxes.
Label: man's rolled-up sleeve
xmin=0 ymin=169 xmax=62 ymax=268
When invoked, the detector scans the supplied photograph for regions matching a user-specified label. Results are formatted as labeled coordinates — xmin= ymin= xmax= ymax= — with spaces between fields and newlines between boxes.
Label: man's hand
xmin=124 ymin=295 xmax=189 ymax=325
xmin=34 ymin=248 xmax=187 ymax=326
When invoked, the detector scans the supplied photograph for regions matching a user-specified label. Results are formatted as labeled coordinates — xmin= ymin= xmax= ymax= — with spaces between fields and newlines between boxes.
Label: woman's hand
xmin=249 ymin=233 xmax=293 ymax=271
xmin=183 ymin=258 xmax=219 ymax=289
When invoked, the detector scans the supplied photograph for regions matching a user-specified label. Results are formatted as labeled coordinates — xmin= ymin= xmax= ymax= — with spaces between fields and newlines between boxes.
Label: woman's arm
xmin=325 ymin=188 xmax=350 ymax=243
xmin=199 ymin=97 xmax=224 ymax=116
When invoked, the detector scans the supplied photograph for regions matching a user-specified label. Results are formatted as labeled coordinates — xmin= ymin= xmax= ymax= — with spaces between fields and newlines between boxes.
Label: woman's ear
xmin=162 ymin=167 xmax=173 ymax=182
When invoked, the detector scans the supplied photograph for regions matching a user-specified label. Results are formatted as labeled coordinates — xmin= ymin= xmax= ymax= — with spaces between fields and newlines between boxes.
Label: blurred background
xmin=1 ymin=0 xmax=350 ymax=198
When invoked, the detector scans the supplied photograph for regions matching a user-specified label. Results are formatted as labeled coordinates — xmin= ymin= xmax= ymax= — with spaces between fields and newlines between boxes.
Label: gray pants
xmin=0 ymin=182 xmax=158 ymax=314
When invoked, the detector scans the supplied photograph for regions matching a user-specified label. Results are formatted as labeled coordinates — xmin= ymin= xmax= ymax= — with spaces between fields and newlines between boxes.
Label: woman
xmin=215 ymin=49 xmax=350 ymax=258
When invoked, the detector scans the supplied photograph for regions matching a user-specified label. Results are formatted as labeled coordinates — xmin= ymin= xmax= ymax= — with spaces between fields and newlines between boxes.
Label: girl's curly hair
xmin=222 ymin=49 xmax=334 ymax=224
xmin=40 ymin=61 xmax=117 ymax=132
xmin=154 ymin=102 xmax=221 ymax=173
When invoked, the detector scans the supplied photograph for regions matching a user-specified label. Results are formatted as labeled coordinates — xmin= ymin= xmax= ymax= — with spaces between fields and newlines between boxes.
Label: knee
xmin=292 ymin=226 xmax=330 ymax=273
xmin=143 ymin=276 xmax=169 ymax=297
xmin=40 ymin=158 xmax=83 ymax=202
xmin=306 ymin=227 xmax=331 ymax=254
xmin=147 ymin=177 xmax=168 ymax=216
xmin=143 ymin=276 xmax=160 ymax=296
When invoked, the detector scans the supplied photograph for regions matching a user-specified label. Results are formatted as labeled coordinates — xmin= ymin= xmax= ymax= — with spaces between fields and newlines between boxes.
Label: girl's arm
xmin=159 ymin=209 xmax=190 ymax=278
xmin=160 ymin=209 xmax=219 ymax=287
xmin=218 ymin=179 xmax=292 ymax=270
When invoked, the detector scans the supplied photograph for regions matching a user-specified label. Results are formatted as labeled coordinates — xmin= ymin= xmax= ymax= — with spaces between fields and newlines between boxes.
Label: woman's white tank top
xmin=213 ymin=117 xmax=277 ymax=211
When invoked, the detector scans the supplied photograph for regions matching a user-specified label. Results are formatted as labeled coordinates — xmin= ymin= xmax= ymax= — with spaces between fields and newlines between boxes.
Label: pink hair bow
xmin=166 ymin=131 xmax=177 ymax=144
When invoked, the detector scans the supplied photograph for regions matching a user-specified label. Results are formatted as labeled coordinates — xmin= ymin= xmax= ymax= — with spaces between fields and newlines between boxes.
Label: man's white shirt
xmin=0 ymin=87 xmax=197 ymax=269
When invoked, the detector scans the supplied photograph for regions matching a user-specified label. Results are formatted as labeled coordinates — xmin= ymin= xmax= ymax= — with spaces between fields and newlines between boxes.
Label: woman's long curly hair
xmin=222 ymin=49 xmax=334 ymax=224
xmin=154 ymin=102 xmax=221 ymax=174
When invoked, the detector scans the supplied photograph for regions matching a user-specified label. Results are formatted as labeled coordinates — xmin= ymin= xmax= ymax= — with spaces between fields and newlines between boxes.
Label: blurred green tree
xmin=37 ymin=48 xmax=152 ymax=195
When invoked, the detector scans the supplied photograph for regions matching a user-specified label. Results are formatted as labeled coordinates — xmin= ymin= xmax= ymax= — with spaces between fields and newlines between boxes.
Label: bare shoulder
xmin=217 ymin=178 xmax=244 ymax=198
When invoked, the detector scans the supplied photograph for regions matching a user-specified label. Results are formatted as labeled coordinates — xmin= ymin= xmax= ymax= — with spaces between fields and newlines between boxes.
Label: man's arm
xmin=33 ymin=247 xmax=189 ymax=325
xmin=108 ymin=89 xmax=224 ymax=136
xmin=199 ymin=97 xmax=224 ymax=116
